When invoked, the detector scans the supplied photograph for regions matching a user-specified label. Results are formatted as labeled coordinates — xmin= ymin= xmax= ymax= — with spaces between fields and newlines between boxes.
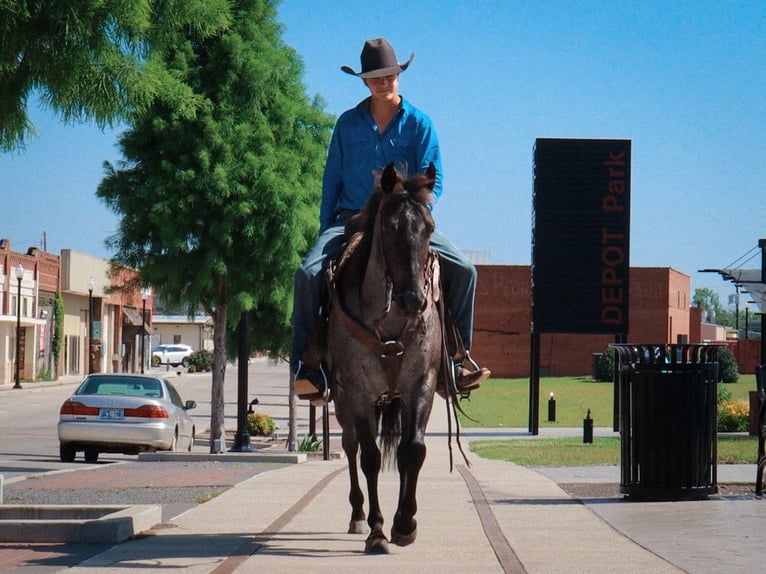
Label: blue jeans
xmin=291 ymin=214 xmax=477 ymax=372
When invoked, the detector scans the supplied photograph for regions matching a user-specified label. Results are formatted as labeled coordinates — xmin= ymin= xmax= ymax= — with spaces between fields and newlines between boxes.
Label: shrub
xmin=717 ymin=399 xmax=749 ymax=432
xmin=717 ymin=346 xmax=739 ymax=383
xmin=716 ymin=383 xmax=748 ymax=432
xmin=297 ymin=434 xmax=322 ymax=452
xmin=188 ymin=350 xmax=213 ymax=372
xmin=247 ymin=412 xmax=276 ymax=436
xmin=593 ymin=349 xmax=615 ymax=382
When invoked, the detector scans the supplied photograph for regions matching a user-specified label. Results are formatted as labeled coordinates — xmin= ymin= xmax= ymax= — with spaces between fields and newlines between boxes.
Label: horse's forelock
xmin=402 ymin=172 xmax=436 ymax=209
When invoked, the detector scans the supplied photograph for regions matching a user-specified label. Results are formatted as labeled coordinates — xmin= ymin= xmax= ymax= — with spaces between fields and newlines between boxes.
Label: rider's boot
xmin=294 ymin=361 xmax=330 ymax=405
xmin=454 ymin=351 xmax=491 ymax=394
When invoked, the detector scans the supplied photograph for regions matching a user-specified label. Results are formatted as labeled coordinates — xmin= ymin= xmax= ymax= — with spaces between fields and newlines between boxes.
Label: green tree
xmin=97 ymin=0 xmax=333 ymax=451
xmin=693 ymin=287 xmax=723 ymax=323
xmin=0 ymin=0 xmax=231 ymax=151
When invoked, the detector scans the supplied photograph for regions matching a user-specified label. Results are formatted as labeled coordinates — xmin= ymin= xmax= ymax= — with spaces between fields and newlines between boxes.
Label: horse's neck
xmin=359 ymin=230 xmax=393 ymax=326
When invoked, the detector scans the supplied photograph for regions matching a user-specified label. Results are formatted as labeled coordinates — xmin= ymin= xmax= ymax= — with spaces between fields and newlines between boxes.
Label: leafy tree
xmin=0 ymin=0 xmax=231 ymax=151
xmin=97 ymin=0 xmax=333 ymax=451
xmin=693 ymin=287 xmax=723 ymax=323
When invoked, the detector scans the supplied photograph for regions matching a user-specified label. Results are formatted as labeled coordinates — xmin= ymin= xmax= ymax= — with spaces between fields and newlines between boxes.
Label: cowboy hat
xmin=341 ymin=38 xmax=415 ymax=78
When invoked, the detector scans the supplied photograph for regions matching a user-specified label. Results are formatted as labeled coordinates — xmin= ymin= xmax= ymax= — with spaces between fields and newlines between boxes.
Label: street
xmin=0 ymin=358 xmax=300 ymax=484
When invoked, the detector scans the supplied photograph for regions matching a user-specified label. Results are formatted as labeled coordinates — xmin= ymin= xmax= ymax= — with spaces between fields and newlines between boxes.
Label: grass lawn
xmin=459 ymin=373 xmax=759 ymax=466
xmin=469 ymin=435 xmax=758 ymax=466
xmin=457 ymin=373 xmax=756 ymax=428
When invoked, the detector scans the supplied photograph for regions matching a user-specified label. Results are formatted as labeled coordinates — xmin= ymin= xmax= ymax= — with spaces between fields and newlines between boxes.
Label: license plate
xmin=99 ymin=408 xmax=124 ymax=420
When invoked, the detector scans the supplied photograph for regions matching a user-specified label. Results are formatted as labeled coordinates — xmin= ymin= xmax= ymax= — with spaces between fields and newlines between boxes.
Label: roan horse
xmin=327 ymin=162 xmax=443 ymax=554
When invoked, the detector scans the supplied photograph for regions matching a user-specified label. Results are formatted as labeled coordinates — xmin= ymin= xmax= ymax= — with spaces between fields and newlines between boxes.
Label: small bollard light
xmin=547 ymin=392 xmax=556 ymax=422
xmin=583 ymin=409 xmax=594 ymax=444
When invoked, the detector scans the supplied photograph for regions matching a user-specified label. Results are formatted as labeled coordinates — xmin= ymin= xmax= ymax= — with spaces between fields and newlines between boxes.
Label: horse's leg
xmin=390 ymin=401 xmax=430 ymax=547
xmin=341 ymin=427 xmax=367 ymax=534
xmin=358 ymin=419 xmax=388 ymax=554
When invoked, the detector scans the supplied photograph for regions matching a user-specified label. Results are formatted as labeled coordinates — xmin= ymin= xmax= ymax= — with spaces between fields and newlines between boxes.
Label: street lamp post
xmin=14 ymin=264 xmax=24 ymax=389
xmin=88 ymin=276 xmax=95 ymax=374
xmin=140 ymin=288 xmax=151 ymax=373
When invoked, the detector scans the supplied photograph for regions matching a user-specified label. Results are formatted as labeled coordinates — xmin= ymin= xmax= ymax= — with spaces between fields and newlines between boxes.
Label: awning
xmin=718 ymin=269 xmax=766 ymax=313
xmin=123 ymin=308 xmax=150 ymax=333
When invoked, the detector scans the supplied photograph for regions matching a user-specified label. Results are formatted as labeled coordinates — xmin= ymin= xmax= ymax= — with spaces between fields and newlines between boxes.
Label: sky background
xmin=2 ymin=0 xmax=765 ymax=309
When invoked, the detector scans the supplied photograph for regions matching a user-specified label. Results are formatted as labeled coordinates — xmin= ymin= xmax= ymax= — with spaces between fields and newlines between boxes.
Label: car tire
xmin=60 ymin=443 xmax=76 ymax=462
xmin=182 ymin=358 xmax=190 ymax=368
xmin=84 ymin=447 xmax=99 ymax=463
xmin=188 ymin=428 xmax=195 ymax=451
xmin=169 ymin=430 xmax=178 ymax=452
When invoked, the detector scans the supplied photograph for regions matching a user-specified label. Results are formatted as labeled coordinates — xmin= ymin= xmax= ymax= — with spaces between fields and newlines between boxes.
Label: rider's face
xmin=364 ymin=74 xmax=400 ymax=100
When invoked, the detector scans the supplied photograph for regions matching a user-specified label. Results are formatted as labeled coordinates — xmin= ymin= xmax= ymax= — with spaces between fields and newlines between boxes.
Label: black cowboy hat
xmin=341 ymin=38 xmax=415 ymax=78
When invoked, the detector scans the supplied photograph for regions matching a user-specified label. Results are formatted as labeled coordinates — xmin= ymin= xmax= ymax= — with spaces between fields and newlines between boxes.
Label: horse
xmin=326 ymin=162 xmax=443 ymax=555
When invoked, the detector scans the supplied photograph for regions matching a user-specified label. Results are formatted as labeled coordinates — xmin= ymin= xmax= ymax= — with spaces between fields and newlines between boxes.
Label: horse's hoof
xmin=348 ymin=519 xmax=368 ymax=534
xmin=364 ymin=535 xmax=390 ymax=555
xmin=390 ymin=526 xmax=417 ymax=547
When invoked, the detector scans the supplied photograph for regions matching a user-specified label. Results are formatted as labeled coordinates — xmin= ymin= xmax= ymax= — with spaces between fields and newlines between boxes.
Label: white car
xmin=152 ymin=343 xmax=194 ymax=367
xmin=58 ymin=373 xmax=197 ymax=462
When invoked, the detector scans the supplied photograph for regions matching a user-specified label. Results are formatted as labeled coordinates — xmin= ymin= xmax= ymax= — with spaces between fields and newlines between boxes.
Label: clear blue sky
xmin=2 ymin=0 xmax=764 ymax=308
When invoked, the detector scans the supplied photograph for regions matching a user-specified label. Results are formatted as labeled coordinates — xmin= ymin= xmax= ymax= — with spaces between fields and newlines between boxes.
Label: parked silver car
xmin=151 ymin=343 xmax=194 ymax=367
xmin=57 ymin=373 xmax=197 ymax=462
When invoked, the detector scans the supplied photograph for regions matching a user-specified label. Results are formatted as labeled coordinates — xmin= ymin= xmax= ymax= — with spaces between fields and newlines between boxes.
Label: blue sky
xmin=2 ymin=0 xmax=764 ymax=307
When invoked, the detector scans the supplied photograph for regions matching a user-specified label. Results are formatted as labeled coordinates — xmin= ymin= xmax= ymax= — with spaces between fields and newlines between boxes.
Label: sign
xmin=532 ymin=138 xmax=631 ymax=334
xmin=92 ymin=321 xmax=102 ymax=340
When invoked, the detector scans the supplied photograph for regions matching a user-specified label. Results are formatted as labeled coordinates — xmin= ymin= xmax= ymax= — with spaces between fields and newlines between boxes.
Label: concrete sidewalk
xmin=6 ymin=361 xmax=765 ymax=573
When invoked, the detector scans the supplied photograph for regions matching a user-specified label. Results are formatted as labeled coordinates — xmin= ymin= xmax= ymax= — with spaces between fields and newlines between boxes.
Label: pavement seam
xmin=457 ymin=464 xmax=528 ymax=574
xmin=208 ymin=466 xmax=346 ymax=574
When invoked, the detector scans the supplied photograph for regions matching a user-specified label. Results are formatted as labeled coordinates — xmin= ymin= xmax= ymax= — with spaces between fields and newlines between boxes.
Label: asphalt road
xmin=0 ymin=360 xmax=293 ymax=484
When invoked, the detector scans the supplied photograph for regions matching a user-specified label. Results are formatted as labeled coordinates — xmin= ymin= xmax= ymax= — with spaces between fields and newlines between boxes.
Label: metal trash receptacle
xmin=611 ymin=343 xmax=723 ymax=500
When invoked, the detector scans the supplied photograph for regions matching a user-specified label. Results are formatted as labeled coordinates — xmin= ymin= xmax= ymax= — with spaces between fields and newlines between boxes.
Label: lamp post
xmin=140 ymin=288 xmax=151 ymax=373
xmin=88 ymin=276 xmax=95 ymax=374
xmin=14 ymin=264 xmax=24 ymax=389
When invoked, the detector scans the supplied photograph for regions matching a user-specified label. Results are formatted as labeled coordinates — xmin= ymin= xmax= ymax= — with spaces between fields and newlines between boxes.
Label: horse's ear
xmin=381 ymin=163 xmax=398 ymax=193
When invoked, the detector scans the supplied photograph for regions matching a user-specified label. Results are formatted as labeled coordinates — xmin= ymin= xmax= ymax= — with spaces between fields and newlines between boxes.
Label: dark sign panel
xmin=532 ymin=139 xmax=631 ymax=334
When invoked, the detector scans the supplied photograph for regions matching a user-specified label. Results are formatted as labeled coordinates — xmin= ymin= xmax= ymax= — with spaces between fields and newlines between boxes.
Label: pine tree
xmin=97 ymin=0 xmax=334 ymax=450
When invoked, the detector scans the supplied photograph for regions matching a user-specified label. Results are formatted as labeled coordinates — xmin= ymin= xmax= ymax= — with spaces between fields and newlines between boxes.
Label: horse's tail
xmin=379 ymin=399 xmax=401 ymax=471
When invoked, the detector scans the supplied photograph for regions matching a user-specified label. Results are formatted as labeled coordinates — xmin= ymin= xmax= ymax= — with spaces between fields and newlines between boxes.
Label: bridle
xmin=329 ymin=192 xmax=439 ymax=379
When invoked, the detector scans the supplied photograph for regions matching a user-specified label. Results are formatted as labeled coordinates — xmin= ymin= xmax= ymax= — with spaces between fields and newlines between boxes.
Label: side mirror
xmin=185 ymin=400 xmax=197 ymax=410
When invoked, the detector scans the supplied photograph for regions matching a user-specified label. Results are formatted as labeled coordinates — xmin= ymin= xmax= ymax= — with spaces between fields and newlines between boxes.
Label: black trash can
xmin=611 ymin=343 xmax=723 ymax=500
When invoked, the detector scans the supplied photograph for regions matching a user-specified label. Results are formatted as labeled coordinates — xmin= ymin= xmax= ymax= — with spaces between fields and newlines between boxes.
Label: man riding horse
xmin=292 ymin=37 xmax=490 ymax=402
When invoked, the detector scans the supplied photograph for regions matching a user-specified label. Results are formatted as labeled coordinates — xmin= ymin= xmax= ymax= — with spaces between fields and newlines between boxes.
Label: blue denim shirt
xmin=320 ymin=96 xmax=443 ymax=233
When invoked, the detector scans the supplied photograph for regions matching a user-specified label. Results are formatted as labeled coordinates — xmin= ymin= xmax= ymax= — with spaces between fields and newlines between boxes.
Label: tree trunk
xmin=209 ymin=304 xmax=228 ymax=452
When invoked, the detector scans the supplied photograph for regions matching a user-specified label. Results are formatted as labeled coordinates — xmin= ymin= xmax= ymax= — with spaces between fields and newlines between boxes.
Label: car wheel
xmin=182 ymin=358 xmax=190 ymax=368
xmin=187 ymin=428 xmax=195 ymax=451
xmin=169 ymin=430 xmax=178 ymax=452
xmin=84 ymin=447 xmax=99 ymax=463
xmin=60 ymin=443 xmax=76 ymax=462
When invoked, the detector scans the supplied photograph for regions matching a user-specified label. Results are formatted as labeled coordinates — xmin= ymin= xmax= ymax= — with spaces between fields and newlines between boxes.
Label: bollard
xmin=547 ymin=392 xmax=556 ymax=422
xmin=583 ymin=409 xmax=594 ymax=443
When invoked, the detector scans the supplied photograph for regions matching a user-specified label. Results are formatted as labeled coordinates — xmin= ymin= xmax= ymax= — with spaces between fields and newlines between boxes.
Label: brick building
xmin=471 ymin=265 xmax=693 ymax=378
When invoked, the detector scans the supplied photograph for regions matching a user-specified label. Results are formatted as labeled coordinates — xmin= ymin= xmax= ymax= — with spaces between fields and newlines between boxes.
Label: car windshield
xmin=76 ymin=377 xmax=163 ymax=398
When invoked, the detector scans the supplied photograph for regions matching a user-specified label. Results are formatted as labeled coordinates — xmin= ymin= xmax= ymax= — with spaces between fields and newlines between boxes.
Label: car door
xmin=165 ymin=380 xmax=193 ymax=447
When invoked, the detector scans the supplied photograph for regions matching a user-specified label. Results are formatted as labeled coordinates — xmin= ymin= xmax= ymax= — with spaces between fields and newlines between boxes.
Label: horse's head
xmin=372 ymin=162 xmax=437 ymax=315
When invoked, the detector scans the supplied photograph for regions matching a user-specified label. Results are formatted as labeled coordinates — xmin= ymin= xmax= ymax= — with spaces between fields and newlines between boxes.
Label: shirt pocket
xmin=384 ymin=135 xmax=415 ymax=168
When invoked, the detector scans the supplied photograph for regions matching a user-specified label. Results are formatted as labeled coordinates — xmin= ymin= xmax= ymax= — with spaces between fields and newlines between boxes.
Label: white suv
xmin=152 ymin=344 xmax=194 ymax=367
